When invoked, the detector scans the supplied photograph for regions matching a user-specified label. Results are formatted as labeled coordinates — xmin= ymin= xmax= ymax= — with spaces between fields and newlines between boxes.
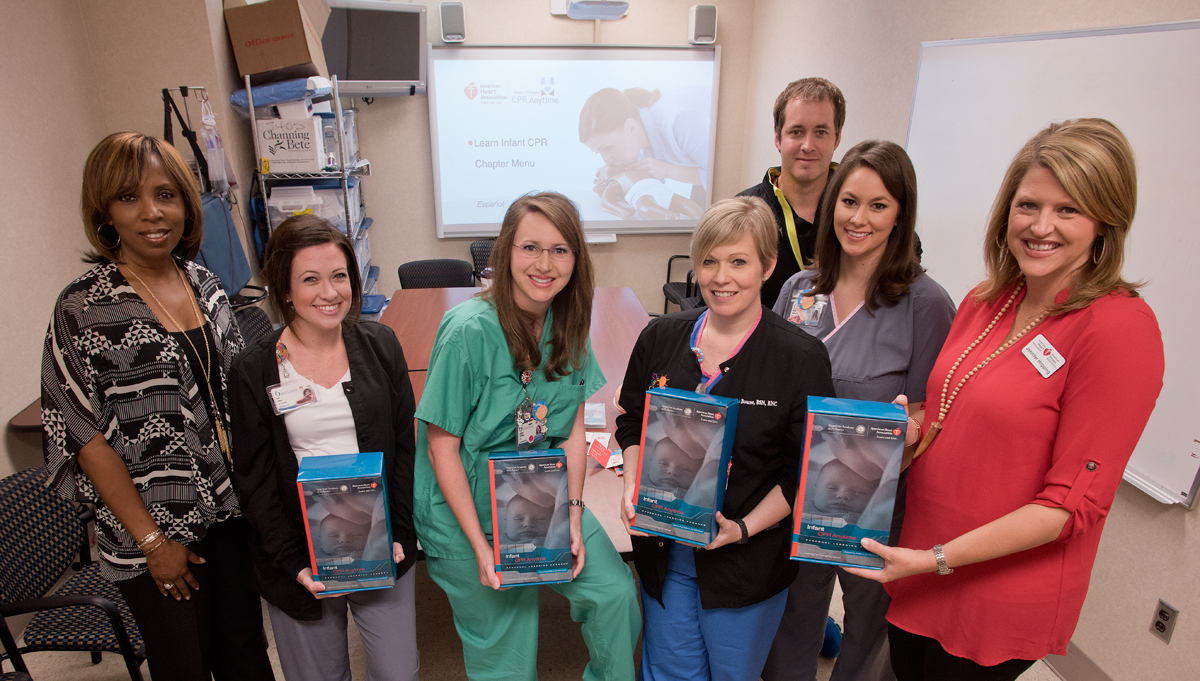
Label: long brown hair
xmin=483 ymin=192 xmax=594 ymax=380
xmin=976 ymin=118 xmax=1141 ymax=313
xmin=262 ymin=214 xmax=363 ymax=329
xmin=80 ymin=132 xmax=204 ymax=263
xmin=811 ymin=140 xmax=923 ymax=313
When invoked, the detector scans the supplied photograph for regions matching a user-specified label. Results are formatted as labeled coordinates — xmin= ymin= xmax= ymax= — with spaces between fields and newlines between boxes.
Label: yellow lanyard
xmin=772 ymin=182 xmax=804 ymax=270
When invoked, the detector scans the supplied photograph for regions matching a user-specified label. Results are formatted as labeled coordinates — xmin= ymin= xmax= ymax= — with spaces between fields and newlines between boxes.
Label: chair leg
xmin=92 ymin=650 xmax=102 ymax=664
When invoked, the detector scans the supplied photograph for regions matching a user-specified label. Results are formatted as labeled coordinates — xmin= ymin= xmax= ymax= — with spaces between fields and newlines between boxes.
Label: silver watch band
xmin=933 ymin=543 xmax=954 ymax=575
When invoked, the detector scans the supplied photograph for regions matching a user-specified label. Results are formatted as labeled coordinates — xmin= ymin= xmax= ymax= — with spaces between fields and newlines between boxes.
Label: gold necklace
xmin=912 ymin=281 xmax=1048 ymax=460
xmin=124 ymin=264 xmax=231 ymax=460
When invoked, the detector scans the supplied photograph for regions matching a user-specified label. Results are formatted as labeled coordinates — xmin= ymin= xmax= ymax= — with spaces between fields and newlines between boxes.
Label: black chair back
xmin=235 ymin=306 xmax=274 ymax=345
xmin=0 ymin=469 xmax=83 ymax=606
xmin=469 ymin=238 xmax=497 ymax=280
xmin=397 ymin=259 xmax=475 ymax=289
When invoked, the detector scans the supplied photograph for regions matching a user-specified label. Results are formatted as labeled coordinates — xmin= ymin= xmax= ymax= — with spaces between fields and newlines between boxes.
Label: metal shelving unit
xmin=245 ymin=75 xmax=375 ymax=290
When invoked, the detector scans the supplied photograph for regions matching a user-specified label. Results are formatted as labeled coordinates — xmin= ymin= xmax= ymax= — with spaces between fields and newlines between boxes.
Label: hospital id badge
xmin=268 ymin=381 xmax=320 ymax=416
xmin=788 ymin=289 xmax=827 ymax=327
xmin=515 ymin=399 xmax=548 ymax=448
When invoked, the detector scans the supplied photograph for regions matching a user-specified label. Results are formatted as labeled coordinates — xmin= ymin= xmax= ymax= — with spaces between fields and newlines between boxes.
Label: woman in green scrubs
xmin=413 ymin=192 xmax=641 ymax=681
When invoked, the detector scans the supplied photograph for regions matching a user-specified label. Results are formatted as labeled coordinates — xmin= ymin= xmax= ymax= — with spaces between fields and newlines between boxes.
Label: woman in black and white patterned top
xmin=41 ymin=132 xmax=274 ymax=681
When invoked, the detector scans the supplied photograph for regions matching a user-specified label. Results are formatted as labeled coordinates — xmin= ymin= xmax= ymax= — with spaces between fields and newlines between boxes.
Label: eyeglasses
xmin=513 ymin=242 xmax=574 ymax=261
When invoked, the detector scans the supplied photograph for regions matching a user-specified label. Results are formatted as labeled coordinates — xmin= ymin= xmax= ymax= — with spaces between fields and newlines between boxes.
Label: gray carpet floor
xmin=10 ymin=562 xmax=1061 ymax=680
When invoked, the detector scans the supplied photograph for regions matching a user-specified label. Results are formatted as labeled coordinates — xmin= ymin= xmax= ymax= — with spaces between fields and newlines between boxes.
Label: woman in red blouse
xmin=846 ymin=118 xmax=1164 ymax=681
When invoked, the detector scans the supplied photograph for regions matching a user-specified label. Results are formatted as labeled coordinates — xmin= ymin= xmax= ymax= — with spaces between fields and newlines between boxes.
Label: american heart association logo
xmin=464 ymin=82 xmax=479 ymax=99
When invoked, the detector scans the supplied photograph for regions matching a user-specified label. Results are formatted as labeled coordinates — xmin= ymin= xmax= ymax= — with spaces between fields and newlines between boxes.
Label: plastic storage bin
xmin=361 ymin=294 xmax=387 ymax=322
xmin=267 ymin=179 xmax=362 ymax=235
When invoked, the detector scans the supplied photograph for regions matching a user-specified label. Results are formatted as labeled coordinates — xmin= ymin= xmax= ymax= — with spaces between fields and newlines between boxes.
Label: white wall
xmin=0 ymin=0 xmax=105 ymax=475
xmin=0 ymin=0 xmax=263 ymax=477
xmin=742 ymin=2 xmax=1200 ymax=679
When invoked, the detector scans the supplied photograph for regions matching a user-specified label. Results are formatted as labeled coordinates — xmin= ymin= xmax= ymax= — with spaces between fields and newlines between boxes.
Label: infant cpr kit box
xmin=296 ymin=452 xmax=395 ymax=593
xmin=791 ymin=397 xmax=906 ymax=569
xmin=488 ymin=450 xmax=572 ymax=586
xmin=256 ymin=118 xmax=325 ymax=173
xmin=632 ymin=388 xmax=738 ymax=547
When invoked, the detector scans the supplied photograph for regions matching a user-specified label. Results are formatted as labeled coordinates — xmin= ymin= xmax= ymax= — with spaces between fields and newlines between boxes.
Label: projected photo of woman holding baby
xmin=578 ymin=86 xmax=711 ymax=220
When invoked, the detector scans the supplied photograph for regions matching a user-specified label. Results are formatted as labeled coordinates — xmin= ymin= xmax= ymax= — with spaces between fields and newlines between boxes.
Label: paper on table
xmin=584 ymin=402 xmax=606 ymax=428
xmin=585 ymin=434 xmax=623 ymax=469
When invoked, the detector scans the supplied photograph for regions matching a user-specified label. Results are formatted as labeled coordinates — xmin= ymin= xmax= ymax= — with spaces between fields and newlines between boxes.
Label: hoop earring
xmin=96 ymin=223 xmax=121 ymax=250
xmin=995 ymin=233 xmax=1011 ymax=267
xmin=1092 ymin=236 xmax=1107 ymax=265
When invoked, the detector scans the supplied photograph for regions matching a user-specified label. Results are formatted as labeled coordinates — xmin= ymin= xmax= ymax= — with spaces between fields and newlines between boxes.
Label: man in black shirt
xmin=737 ymin=78 xmax=845 ymax=308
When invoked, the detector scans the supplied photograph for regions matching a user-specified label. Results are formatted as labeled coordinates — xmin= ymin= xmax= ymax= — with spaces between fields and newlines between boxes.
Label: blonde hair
xmin=81 ymin=132 xmax=204 ymax=263
xmin=690 ymin=197 xmax=778 ymax=272
xmin=977 ymin=118 xmax=1141 ymax=313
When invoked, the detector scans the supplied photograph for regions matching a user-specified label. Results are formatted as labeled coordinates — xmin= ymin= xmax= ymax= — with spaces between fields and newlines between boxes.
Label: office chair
xmin=0 ymin=468 xmax=145 ymax=681
xmin=397 ymin=259 xmax=476 ymax=289
xmin=469 ymin=238 xmax=496 ymax=283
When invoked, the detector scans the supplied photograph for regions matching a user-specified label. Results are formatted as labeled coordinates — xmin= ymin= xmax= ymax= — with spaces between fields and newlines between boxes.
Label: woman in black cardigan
xmin=229 ymin=215 xmax=417 ymax=681
xmin=616 ymin=197 xmax=835 ymax=681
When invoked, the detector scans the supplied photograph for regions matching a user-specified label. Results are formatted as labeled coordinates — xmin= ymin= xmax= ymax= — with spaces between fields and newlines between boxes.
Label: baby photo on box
xmin=296 ymin=452 xmax=395 ymax=593
xmin=792 ymin=397 xmax=906 ymax=569
xmin=489 ymin=451 xmax=573 ymax=586
xmin=632 ymin=388 xmax=739 ymax=546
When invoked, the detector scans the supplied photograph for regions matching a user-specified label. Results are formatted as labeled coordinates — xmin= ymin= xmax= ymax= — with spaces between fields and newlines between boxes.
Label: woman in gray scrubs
xmin=762 ymin=140 xmax=955 ymax=681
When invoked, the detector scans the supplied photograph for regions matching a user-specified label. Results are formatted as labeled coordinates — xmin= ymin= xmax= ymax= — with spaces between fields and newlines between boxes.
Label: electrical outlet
xmin=1149 ymin=599 xmax=1178 ymax=644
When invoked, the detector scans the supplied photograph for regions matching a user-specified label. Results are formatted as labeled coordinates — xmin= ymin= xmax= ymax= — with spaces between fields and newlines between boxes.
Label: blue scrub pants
xmin=640 ymin=543 xmax=789 ymax=681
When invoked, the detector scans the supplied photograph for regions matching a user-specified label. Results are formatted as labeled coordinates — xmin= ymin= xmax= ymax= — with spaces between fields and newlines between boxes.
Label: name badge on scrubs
xmin=787 ymin=289 xmax=828 ymax=327
xmin=1022 ymin=334 xmax=1066 ymax=378
xmin=267 ymin=341 xmax=320 ymax=415
xmin=514 ymin=369 xmax=547 ymax=448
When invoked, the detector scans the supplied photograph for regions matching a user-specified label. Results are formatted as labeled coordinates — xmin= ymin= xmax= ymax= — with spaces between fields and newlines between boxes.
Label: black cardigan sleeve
xmin=228 ymin=336 xmax=314 ymax=581
xmin=615 ymin=322 xmax=656 ymax=451
xmin=381 ymin=328 xmax=417 ymax=556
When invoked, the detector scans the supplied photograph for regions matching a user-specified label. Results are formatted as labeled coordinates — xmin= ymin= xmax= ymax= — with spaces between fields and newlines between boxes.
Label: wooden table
xmin=8 ymin=399 xmax=41 ymax=433
xmin=382 ymin=287 xmax=650 ymax=554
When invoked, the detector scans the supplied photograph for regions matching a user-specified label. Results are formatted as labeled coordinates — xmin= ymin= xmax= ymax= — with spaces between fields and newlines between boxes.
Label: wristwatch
xmin=568 ymin=499 xmax=585 ymax=509
xmin=933 ymin=544 xmax=953 ymax=575
xmin=735 ymin=519 xmax=749 ymax=544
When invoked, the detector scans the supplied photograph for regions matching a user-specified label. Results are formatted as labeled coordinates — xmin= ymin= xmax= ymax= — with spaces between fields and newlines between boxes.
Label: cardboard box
xmin=791 ymin=397 xmax=907 ymax=570
xmin=296 ymin=452 xmax=395 ymax=593
xmin=224 ymin=0 xmax=331 ymax=85
xmin=631 ymin=387 xmax=739 ymax=547
xmin=256 ymin=118 xmax=325 ymax=173
xmin=488 ymin=450 xmax=573 ymax=586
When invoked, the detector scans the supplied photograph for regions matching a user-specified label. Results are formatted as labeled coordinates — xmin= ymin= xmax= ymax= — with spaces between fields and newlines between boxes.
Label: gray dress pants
xmin=267 ymin=566 xmax=419 ymax=681
xmin=760 ymin=561 xmax=896 ymax=681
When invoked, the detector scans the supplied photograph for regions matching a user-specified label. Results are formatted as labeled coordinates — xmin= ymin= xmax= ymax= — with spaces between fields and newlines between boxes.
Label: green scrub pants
xmin=425 ymin=509 xmax=641 ymax=681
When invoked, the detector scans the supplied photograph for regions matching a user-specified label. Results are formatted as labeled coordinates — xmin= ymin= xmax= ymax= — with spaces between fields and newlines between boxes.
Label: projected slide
xmin=429 ymin=47 xmax=719 ymax=236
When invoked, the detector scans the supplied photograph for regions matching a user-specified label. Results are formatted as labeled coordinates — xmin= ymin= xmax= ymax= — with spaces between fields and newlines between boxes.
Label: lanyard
xmin=688 ymin=308 xmax=761 ymax=394
xmin=772 ymin=182 xmax=805 ymax=271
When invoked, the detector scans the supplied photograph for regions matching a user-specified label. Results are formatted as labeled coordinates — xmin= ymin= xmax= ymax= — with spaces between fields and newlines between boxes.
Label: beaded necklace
xmin=912 ymin=281 xmax=1048 ymax=459
xmin=125 ymin=264 xmax=231 ymax=460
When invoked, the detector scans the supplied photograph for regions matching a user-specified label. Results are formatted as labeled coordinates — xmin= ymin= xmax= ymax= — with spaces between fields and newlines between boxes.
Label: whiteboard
xmin=906 ymin=21 xmax=1200 ymax=506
